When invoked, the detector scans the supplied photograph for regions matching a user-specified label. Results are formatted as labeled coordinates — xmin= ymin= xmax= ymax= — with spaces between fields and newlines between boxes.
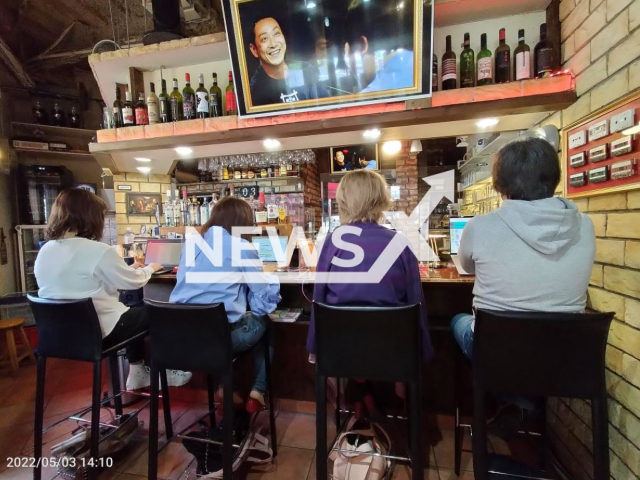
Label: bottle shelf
xmin=190 ymin=176 xmax=301 ymax=186
xmin=12 ymin=122 xmax=96 ymax=137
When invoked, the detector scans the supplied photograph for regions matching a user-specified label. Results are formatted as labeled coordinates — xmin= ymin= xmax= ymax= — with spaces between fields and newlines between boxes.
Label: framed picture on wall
xmin=330 ymin=144 xmax=380 ymax=173
xmin=126 ymin=193 xmax=162 ymax=216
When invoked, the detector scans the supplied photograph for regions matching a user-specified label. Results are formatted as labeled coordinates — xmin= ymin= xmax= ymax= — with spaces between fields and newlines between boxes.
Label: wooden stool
xmin=0 ymin=318 xmax=36 ymax=375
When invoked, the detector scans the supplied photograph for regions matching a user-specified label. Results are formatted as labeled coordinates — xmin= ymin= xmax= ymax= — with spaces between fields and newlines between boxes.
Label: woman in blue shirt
xmin=170 ymin=197 xmax=281 ymax=412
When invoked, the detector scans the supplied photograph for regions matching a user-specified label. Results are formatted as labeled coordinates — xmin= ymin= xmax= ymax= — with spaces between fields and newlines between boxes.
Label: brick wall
xmin=300 ymin=162 xmax=322 ymax=229
xmin=113 ymin=173 xmax=172 ymax=244
xmin=395 ymin=141 xmax=420 ymax=215
xmin=540 ymin=1 xmax=640 ymax=479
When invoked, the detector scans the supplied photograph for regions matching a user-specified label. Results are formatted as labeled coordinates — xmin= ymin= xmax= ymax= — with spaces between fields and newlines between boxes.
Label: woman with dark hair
xmin=170 ymin=196 xmax=281 ymax=412
xmin=34 ymin=188 xmax=192 ymax=390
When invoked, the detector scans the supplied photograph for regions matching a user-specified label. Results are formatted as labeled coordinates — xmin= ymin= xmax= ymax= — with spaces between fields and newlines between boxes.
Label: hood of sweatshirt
xmin=496 ymin=197 xmax=583 ymax=255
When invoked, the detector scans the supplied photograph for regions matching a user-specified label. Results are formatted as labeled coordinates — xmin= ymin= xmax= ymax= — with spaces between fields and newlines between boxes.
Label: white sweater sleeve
xmin=94 ymin=247 xmax=154 ymax=290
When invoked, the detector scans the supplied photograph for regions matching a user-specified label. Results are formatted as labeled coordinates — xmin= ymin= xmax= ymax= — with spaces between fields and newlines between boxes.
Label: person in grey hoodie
xmin=451 ymin=137 xmax=595 ymax=420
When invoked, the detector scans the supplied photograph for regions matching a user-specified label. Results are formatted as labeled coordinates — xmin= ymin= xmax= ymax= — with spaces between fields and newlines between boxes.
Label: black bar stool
xmin=27 ymin=294 xmax=148 ymax=480
xmin=470 ymin=309 xmax=614 ymax=480
xmin=313 ymin=301 xmax=423 ymax=480
xmin=144 ymin=299 xmax=277 ymax=480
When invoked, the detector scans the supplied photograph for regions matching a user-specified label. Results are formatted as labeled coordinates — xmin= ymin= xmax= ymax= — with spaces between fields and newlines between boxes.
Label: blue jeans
xmin=231 ymin=313 xmax=272 ymax=394
xmin=451 ymin=313 xmax=536 ymax=411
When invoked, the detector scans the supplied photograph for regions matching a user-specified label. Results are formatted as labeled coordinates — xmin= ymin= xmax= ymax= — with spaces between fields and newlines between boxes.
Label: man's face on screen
xmin=250 ymin=18 xmax=287 ymax=67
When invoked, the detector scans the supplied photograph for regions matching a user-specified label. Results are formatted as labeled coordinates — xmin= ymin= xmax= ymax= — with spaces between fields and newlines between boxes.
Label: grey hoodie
xmin=459 ymin=197 xmax=595 ymax=314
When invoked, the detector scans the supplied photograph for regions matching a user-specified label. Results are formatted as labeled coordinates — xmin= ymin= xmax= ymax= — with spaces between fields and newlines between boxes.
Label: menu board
xmin=565 ymin=92 xmax=640 ymax=198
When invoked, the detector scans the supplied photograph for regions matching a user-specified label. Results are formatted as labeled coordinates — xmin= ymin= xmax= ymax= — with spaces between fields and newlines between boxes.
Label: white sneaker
xmin=126 ymin=364 xmax=151 ymax=390
xmin=166 ymin=369 xmax=192 ymax=387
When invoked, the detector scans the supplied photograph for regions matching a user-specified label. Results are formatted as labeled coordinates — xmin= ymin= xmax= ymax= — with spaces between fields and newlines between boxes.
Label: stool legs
xmin=592 ymin=395 xmax=610 ymax=480
xmin=148 ymin=366 xmax=159 ymax=480
xmin=89 ymin=361 xmax=102 ymax=480
xmin=454 ymin=347 xmax=462 ymax=476
xmin=316 ymin=374 xmax=328 ymax=480
xmin=334 ymin=377 xmax=341 ymax=433
xmin=108 ymin=355 xmax=123 ymax=417
xmin=222 ymin=372 xmax=234 ymax=480
xmin=160 ymin=369 xmax=173 ymax=439
xmin=264 ymin=334 xmax=277 ymax=457
xmin=19 ymin=327 xmax=36 ymax=362
xmin=207 ymin=373 xmax=217 ymax=428
xmin=409 ymin=379 xmax=424 ymax=480
xmin=5 ymin=328 xmax=19 ymax=375
xmin=34 ymin=355 xmax=47 ymax=480
xmin=472 ymin=391 xmax=488 ymax=480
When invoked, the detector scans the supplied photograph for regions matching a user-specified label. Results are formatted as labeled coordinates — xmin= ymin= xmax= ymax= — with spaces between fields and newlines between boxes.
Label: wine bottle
xmin=210 ymin=73 xmax=223 ymax=117
xmin=226 ymin=71 xmax=238 ymax=116
xmin=170 ymin=78 xmax=183 ymax=122
xmin=432 ymin=54 xmax=438 ymax=92
xmin=495 ymin=28 xmax=511 ymax=84
xmin=52 ymin=102 xmax=66 ymax=127
xmin=69 ymin=106 xmax=80 ymax=128
xmin=147 ymin=82 xmax=160 ymax=124
xmin=34 ymin=101 xmax=49 ymax=125
xmin=113 ymin=86 xmax=124 ymax=128
xmin=534 ymin=23 xmax=554 ymax=78
xmin=196 ymin=74 xmax=210 ymax=119
xmin=159 ymin=79 xmax=171 ymax=123
xmin=135 ymin=92 xmax=149 ymax=125
xmin=476 ymin=33 xmax=493 ymax=86
xmin=514 ymin=29 xmax=531 ymax=80
xmin=460 ymin=33 xmax=475 ymax=88
xmin=122 ymin=91 xmax=135 ymax=126
xmin=182 ymin=73 xmax=196 ymax=120
xmin=442 ymin=35 xmax=457 ymax=90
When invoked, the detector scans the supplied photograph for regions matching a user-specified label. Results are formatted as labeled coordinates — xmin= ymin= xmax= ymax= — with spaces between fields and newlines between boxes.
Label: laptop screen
xmin=252 ymin=236 xmax=289 ymax=262
xmin=449 ymin=217 xmax=473 ymax=255
xmin=144 ymin=240 xmax=183 ymax=267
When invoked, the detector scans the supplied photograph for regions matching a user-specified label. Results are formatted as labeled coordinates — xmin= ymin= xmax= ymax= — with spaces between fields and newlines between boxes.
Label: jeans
xmin=451 ymin=312 xmax=536 ymax=411
xmin=103 ymin=307 xmax=148 ymax=363
xmin=231 ymin=313 xmax=272 ymax=394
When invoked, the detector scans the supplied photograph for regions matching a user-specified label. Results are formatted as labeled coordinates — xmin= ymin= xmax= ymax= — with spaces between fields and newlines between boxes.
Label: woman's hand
xmin=148 ymin=263 xmax=163 ymax=272
xmin=131 ymin=261 xmax=145 ymax=269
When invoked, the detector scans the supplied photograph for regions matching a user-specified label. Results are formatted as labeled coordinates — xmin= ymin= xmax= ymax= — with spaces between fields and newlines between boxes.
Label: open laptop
xmin=144 ymin=239 xmax=184 ymax=275
xmin=252 ymin=236 xmax=289 ymax=263
xmin=449 ymin=216 xmax=474 ymax=276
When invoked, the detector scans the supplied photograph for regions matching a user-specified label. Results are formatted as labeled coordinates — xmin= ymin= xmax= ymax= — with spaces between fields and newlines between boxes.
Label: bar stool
xmin=144 ymin=299 xmax=277 ymax=480
xmin=470 ymin=309 xmax=614 ymax=480
xmin=0 ymin=317 xmax=36 ymax=375
xmin=27 ymin=294 xmax=148 ymax=480
xmin=313 ymin=302 xmax=423 ymax=480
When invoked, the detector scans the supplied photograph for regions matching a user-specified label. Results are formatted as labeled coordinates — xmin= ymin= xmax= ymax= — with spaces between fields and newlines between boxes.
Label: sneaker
xmin=126 ymin=364 xmax=151 ymax=390
xmin=246 ymin=390 xmax=266 ymax=413
xmin=165 ymin=369 xmax=192 ymax=387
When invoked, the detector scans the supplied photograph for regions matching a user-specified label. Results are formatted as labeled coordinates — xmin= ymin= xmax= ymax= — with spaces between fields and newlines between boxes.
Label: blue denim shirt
xmin=170 ymin=226 xmax=281 ymax=323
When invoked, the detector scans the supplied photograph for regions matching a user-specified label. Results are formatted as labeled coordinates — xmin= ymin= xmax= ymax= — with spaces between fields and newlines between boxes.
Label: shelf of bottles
xmin=460 ymin=183 xmax=503 ymax=216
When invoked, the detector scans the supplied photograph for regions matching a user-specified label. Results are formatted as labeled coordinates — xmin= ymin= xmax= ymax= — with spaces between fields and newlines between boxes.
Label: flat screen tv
xmin=221 ymin=0 xmax=434 ymax=117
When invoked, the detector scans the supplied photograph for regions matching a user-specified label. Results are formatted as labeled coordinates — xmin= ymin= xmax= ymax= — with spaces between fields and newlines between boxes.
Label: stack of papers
xmin=269 ymin=308 xmax=303 ymax=323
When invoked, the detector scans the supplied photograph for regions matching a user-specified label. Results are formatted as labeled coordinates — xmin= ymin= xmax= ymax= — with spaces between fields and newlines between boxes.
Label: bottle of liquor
xmin=495 ymin=28 xmax=511 ymax=84
xmin=241 ymin=167 xmax=248 ymax=179
xmin=476 ymin=33 xmax=493 ymax=86
xmin=159 ymin=79 xmax=171 ymax=123
xmin=196 ymin=74 xmax=210 ymax=119
xmin=267 ymin=198 xmax=278 ymax=224
xmin=113 ymin=87 xmax=124 ymax=128
xmin=460 ymin=33 xmax=475 ymax=88
xmin=442 ymin=35 xmax=457 ymax=90
xmin=147 ymin=83 xmax=160 ymax=124
xmin=69 ymin=106 xmax=80 ymax=128
xmin=223 ymin=164 xmax=229 ymax=180
xmin=226 ymin=71 xmax=238 ymax=116
xmin=432 ymin=54 xmax=438 ymax=92
xmin=234 ymin=168 xmax=242 ymax=180
xmin=534 ymin=23 xmax=554 ymax=78
xmin=173 ymin=195 xmax=182 ymax=227
xmin=514 ymin=29 xmax=531 ymax=81
xmin=135 ymin=92 xmax=149 ymax=125
xmin=182 ymin=73 xmax=196 ymax=120
xmin=52 ymin=102 xmax=66 ymax=127
xmin=255 ymin=192 xmax=268 ymax=225
xmin=170 ymin=79 xmax=183 ymax=122
xmin=164 ymin=191 xmax=174 ymax=227
xmin=181 ymin=190 xmax=190 ymax=226
xmin=268 ymin=164 xmax=274 ymax=177
xmin=278 ymin=199 xmax=288 ymax=224
xmin=210 ymin=73 xmax=223 ymax=117
xmin=122 ymin=92 xmax=135 ymax=126
xmin=34 ymin=101 xmax=49 ymax=125
xmin=200 ymin=197 xmax=210 ymax=225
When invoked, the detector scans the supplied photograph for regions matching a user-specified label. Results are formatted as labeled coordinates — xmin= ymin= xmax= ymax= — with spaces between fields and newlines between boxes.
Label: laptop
xmin=144 ymin=239 xmax=184 ymax=275
xmin=252 ymin=236 xmax=289 ymax=263
xmin=449 ymin=216 xmax=474 ymax=276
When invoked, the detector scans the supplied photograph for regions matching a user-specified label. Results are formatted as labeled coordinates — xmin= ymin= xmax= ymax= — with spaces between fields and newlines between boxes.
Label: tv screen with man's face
xmin=222 ymin=0 xmax=433 ymax=117
xmin=330 ymin=144 xmax=379 ymax=173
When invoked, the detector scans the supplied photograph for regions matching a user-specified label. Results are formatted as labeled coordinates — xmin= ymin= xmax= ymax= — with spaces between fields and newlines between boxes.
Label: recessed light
xmin=174 ymin=147 xmax=193 ymax=155
xmin=263 ymin=138 xmax=281 ymax=149
xmin=137 ymin=166 xmax=151 ymax=173
xmin=382 ymin=140 xmax=402 ymax=154
xmin=476 ymin=118 xmax=499 ymax=128
xmin=306 ymin=1 xmax=316 ymax=8
xmin=622 ymin=122 xmax=640 ymax=135
xmin=135 ymin=157 xmax=152 ymax=162
xmin=363 ymin=129 xmax=381 ymax=139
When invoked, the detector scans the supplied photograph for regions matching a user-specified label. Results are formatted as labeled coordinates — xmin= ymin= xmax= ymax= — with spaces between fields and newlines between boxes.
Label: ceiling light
xmin=263 ymin=138 xmax=281 ymax=149
xmin=476 ymin=118 xmax=499 ymax=128
xmin=135 ymin=157 xmax=152 ymax=162
xmin=174 ymin=147 xmax=193 ymax=155
xmin=622 ymin=122 xmax=640 ymax=135
xmin=137 ymin=166 xmax=151 ymax=173
xmin=382 ymin=140 xmax=402 ymax=154
xmin=363 ymin=129 xmax=381 ymax=139
xmin=410 ymin=140 xmax=422 ymax=153
xmin=306 ymin=1 xmax=316 ymax=8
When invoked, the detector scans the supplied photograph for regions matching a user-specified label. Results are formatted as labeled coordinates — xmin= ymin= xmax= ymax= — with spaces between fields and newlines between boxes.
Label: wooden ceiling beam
xmin=0 ymin=33 xmax=35 ymax=88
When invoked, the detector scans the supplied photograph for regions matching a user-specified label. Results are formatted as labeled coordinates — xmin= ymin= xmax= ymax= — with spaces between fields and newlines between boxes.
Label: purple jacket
xmin=307 ymin=222 xmax=433 ymax=361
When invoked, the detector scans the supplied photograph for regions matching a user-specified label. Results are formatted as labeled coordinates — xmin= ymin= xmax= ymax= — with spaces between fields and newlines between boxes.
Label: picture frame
xmin=330 ymin=144 xmax=380 ymax=173
xmin=221 ymin=0 xmax=433 ymax=117
xmin=126 ymin=193 xmax=162 ymax=216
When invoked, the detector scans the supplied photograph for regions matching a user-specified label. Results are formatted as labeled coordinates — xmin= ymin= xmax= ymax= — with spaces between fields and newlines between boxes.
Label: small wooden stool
xmin=0 ymin=318 xmax=36 ymax=375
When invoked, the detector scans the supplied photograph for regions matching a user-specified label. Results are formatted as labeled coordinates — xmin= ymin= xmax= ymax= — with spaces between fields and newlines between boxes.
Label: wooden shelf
xmin=14 ymin=148 xmax=93 ymax=158
xmin=191 ymin=176 xmax=301 ymax=185
xmin=12 ymin=122 xmax=96 ymax=138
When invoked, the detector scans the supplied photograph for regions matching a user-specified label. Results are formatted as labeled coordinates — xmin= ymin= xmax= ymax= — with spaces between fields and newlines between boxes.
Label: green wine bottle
xmin=476 ymin=33 xmax=493 ymax=86
xmin=196 ymin=74 xmax=210 ymax=119
xmin=495 ymin=28 xmax=511 ymax=84
xmin=182 ymin=73 xmax=196 ymax=120
xmin=158 ymin=79 xmax=170 ymax=123
xmin=441 ymin=35 xmax=457 ymax=90
xmin=210 ymin=73 xmax=223 ymax=117
xmin=170 ymin=78 xmax=183 ymax=122
xmin=514 ymin=29 xmax=531 ymax=80
xmin=460 ymin=33 xmax=475 ymax=88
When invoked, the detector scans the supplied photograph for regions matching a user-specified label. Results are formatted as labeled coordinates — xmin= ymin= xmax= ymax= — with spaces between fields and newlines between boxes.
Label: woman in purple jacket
xmin=307 ymin=170 xmax=432 ymax=412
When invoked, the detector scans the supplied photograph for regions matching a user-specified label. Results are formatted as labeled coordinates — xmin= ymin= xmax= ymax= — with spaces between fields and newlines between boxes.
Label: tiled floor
xmin=0 ymin=360 xmax=524 ymax=480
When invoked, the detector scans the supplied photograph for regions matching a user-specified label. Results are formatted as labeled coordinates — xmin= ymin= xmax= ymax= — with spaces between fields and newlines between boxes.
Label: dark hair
xmin=492 ymin=137 xmax=561 ymax=201
xmin=201 ymin=197 xmax=254 ymax=236
xmin=45 ymin=188 xmax=107 ymax=241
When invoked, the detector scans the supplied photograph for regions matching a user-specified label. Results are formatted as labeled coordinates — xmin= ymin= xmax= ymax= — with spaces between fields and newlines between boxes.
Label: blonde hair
xmin=337 ymin=170 xmax=391 ymax=224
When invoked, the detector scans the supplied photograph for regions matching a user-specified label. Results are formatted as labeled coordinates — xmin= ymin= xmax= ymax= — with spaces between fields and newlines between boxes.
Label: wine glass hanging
xmin=200 ymin=149 xmax=316 ymax=181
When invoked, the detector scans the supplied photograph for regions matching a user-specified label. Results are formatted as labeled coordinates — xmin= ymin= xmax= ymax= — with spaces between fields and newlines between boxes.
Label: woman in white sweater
xmin=35 ymin=188 xmax=190 ymax=389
